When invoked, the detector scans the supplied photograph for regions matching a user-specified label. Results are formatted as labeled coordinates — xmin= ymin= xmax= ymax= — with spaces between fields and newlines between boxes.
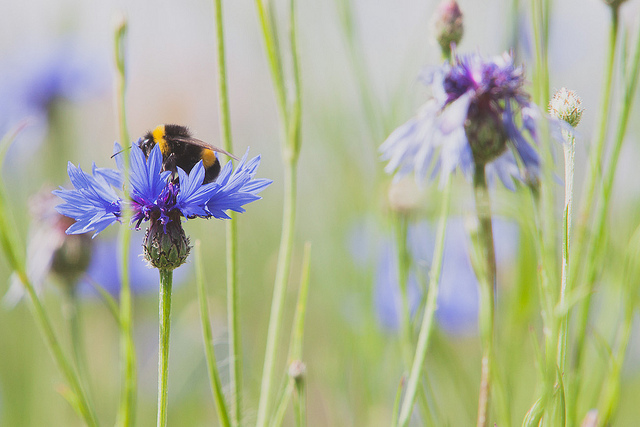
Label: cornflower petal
xmin=53 ymin=162 xmax=122 ymax=237
xmin=93 ymin=163 xmax=123 ymax=189
xmin=175 ymin=163 xmax=216 ymax=218
xmin=381 ymin=51 xmax=561 ymax=189
xmin=205 ymin=149 xmax=272 ymax=219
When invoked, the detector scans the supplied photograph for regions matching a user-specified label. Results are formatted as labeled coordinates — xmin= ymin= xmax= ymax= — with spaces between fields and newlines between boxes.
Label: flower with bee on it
xmin=54 ymin=141 xmax=271 ymax=269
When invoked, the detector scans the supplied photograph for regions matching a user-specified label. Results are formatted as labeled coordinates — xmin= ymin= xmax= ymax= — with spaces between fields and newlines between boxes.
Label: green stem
xmin=225 ymin=219 xmax=241 ymax=425
xmin=293 ymin=377 xmax=306 ymax=427
xmin=157 ymin=269 xmax=173 ymax=427
xmin=65 ymin=287 xmax=92 ymax=397
xmin=524 ymin=186 xmax=556 ymax=427
xmin=113 ymin=16 xmax=136 ymax=427
xmin=287 ymin=242 xmax=312 ymax=363
xmin=254 ymin=0 xmax=288 ymax=132
xmin=268 ymin=244 xmax=311 ymax=427
xmin=255 ymin=0 xmax=302 ymax=423
xmin=397 ymin=176 xmax=451 ymax=427
xmin=256 ymin=161 xmax=298 ymax=427
xmin=0 ymin=126 xmax=97 ymax=425
xmin=555 ymin=131 xmax=575 ymax=425
xmin=572 ymin=4 xmax=636 ymax=372
xmin=394 ymin=214 xmax=413 ymax=367
xmin=598 ymin=296 xmax=634 ymax=425
xmin=599 ymin=225 xmax=640 ymax=424
xmin=472 ymin=165 xmax=496 ymax=427
xmin=270 ymin=381 xmax=294 ymax=427
xmin=27 ymin=275 xmax=98 ymax=425
xmin=393 ymin=214 xmax=437 ymax=425
xmin=195 ymin=241 xmax=231 ymax=427
xmin=212 ymin=0 xmax=241 ymax=422
xmin=569 ymin=5 xmax=619 ymax=307
xmin=334 ymin=0 xmax=384 ymax=143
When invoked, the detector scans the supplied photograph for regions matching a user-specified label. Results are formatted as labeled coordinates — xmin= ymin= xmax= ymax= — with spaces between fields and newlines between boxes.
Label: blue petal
xmin=205 ymin=150 xmax=270 ymax=218
xmin=53 ymin=163 xmax=122 ymax=236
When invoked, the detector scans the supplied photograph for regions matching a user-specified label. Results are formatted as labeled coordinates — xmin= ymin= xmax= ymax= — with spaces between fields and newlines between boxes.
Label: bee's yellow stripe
xmin=201 ymin=149 xmax=217 ymax=168
xmin=152 ymin=125 xmax=169 ymax=155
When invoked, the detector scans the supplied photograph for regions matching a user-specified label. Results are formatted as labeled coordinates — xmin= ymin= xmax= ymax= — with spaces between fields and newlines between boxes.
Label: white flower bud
xmin=549 ymin=88 xmax=583 ymax=128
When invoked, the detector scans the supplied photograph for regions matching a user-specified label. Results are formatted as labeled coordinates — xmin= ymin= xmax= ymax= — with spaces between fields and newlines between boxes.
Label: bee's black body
xmin=140 ymin=124 xmax=236 ymax=184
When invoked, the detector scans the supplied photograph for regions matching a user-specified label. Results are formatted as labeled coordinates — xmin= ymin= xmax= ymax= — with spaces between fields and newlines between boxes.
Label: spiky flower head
xmin=432 ymin=0 xmax=464 ymax=55
xmin=381 ymin=51 xmax=554 ymax=189
xmin=548 ymin=87 xmax=583 ymax=128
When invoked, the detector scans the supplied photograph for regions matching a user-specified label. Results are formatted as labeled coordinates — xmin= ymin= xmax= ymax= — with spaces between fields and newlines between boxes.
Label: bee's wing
xmin=173 ymin=136 xmax=240 ymax=161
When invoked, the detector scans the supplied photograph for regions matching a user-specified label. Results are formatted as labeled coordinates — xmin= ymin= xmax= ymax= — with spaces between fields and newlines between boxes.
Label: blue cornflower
xmin=0 ymin=40 xmax=108 ymax=135
xmin=54 ymin=142 xmax=271 ymax=237
xmin=381 ymin=51 xmax=551 ymax=189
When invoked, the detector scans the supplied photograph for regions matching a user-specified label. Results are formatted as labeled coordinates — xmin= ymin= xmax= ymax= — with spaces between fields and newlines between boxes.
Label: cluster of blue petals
xmin=381 ymin=51 xmax=551 ymax=189
xmin=54 ymin=141 xmax=271 ymax=237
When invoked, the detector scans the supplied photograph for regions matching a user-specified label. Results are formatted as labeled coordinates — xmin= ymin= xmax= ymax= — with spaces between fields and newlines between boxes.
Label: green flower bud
xmin=432 ymin=0 xmax=464 ymax=56
xmin=50 ymin=230 xmax=93 ymax=286
xmin=143 ymin=215 xmax=191 ymax=271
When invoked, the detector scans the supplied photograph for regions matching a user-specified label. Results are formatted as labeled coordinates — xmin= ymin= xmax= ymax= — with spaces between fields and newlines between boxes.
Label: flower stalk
xmin=211 ymin=0 xmax=242 ymax=421
xmin=472 ymin=164 xmax=496 ymax=427
xmin=393 ymin=213 xmax=413 ymax=366
xmin=0 ymin=126 xmax=98 ymax=426
xmin=195 ymin=240 xmax=231 ymax=427
xmin=113 ymin=15 xmax=137 ymax=427
xmin=156 ymin=269 xmax=173 ymax=427
xmin=397 ymin=176 xmax=451 ymax=427
xmin=254 ymin=0 xmax=303 ymax=424
xmin=63 ymin=286 xmax=93 ymax=403
xmin=568 ymin=3 xmax=619 ymax=319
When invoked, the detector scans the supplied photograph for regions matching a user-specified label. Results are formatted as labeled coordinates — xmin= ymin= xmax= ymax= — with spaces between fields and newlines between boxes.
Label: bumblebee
xmin=139 ymin=124 xmax=238 ymax=184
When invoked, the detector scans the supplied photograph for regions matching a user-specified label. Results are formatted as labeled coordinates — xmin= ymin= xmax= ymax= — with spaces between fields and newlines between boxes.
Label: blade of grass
xmin=194 ymin=240 xmax=231 ymax=427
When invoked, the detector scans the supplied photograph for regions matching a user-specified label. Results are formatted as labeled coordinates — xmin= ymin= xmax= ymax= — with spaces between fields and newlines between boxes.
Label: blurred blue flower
xmin=354 ymin=218 xmax=518 ymax=335
xmin=381 ymin=51 xmax=554 ymax=189
xmin=54 ymin=142 xmax=271 ymax=237
xmin=0 ymin=40 xmax=108 ymax=132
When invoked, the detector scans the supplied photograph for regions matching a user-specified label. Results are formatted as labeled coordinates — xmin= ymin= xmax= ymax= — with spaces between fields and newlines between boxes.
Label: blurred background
xmin=1 ymin=0 xmax=640 ymax=425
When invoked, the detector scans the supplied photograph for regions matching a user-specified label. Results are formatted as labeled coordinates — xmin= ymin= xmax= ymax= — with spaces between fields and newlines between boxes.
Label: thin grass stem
xmin=211 ymin=0 xmax=242 ymax=422
xmin=195 ymin=240 xmax=231 ymax=427
xmin=113 ymin=16 xmax=136 ymax=427
xmin=397 ymin=176 xmax=452 ymax=426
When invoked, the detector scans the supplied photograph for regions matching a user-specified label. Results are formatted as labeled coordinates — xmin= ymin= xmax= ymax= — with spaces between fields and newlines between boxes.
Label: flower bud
xmin=549 ymin=87 xmax=583 ymax=128
xmin=432 ymin=0 xmax=464 ymax=55
xmin=143 ymin=215 xmax=190 ymax=271
xmin=288 ymin=360 xmax=307 ymax=381
xmin=50 ymin=228 xmax=93 ymax=286
xmin=388 ymin=178 xmax=422 ymax=214
xmin=34 ymin=191 xmax=92 ymax=289
xmin=601 ymin=0 xmax=628 ymax=8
